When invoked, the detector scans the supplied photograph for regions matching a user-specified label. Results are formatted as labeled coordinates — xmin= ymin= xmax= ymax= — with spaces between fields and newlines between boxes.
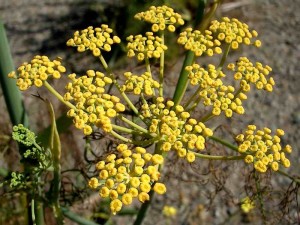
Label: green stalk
xmin=192 ymin=151 xmax=243 ymax=160
xmin=172 ymin=51 xmax=195 ymax=106
xmin=133 ymin=190 xmax=154 ymax=225
xmin=0 ymin=21 xmax=29 ymax=126
xmin=61 ymin=207 xmax=100 ymax=225
xmin=47 ymin=101 xmax=64 ymax=225
xmin=277 ymin=170 xmax=300 ymax=184
xmin=119 ymin=116 xmax=149 ymax=134
xmin=0 ymin=21 xmax=30 ymax=225
xmin=209 ymin=135 xmax=239 ymax=152
xmin=44 ymin=81 xmax=76 ymax=110
xmin=99 ymin=55 xmax=142 ymax=119
xmin=172 ymin=0 xmax=222 ymax=106
xmin=254 ymin=172 xmax=266 ymax=224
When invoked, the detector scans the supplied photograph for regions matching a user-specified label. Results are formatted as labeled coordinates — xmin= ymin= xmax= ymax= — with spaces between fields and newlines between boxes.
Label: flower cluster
xmin=177 ymin=28 xmax=221 ymax=57
xmin=88 ymin=144 xmax=166 ymax=214
xmin=141 ymin=97 xmax=213 ymax=162
xmin=186 ymin=64 xmax=246 ymax=117
xmin=209 ymin=17 xmax=261 ymax=49
xmin=8 ymin=56 xmax=66 ymax=91
xmin=240 ymin=196 xmax=255 ymax=213
xmin=227 ymin=57 xmax=274 ymax=92
xmin=236 ymin=125 xmax=292 ymax=172
xmin=127 ymin=32 xmax=167 ymax=60
xmin=64 ymin=70 xmax=126 ymax=135
xmin=163 ymin=206 xmax=177 ymax=217
xmin=121 ymin=71 xmax=160 ymax=96
xmin=134 ymin=5 xmax=184 ymax=32
xmin=12 ymin=124 xmax=36 ymax=146
xmin=66 ymin=25 xmax=121 ymax=56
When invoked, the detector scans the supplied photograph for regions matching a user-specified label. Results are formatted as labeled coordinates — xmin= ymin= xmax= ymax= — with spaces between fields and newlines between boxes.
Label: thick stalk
xmin=44 ymin=81 xmax=76 ymax=110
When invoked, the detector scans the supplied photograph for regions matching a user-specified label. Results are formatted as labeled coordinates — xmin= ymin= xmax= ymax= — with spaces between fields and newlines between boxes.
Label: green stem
xmin=254 ymin=172 xmax=267 ymax=224
xmin=159 ymin=32 xmax=165 ymax=97
xmin=119 ymin=116 xmax=149 ymax=134
xmin=44 ymin=81 xmax=76 ymax=110
xmin=99 ymin=55 xmax=142 ymax=119
xmin=209 ymin=136 xmax=239 ymax=152
xmin=277 ymin=170 xmax=300 ymax=184
xmin=61 ymin=207 xmax=100 ymax=225
xmin=200 ymin=112 xmax=215 ymax=122
xmin=110 ymin=130 xmax=132 ymax=143
xmin=172 ymin=51 xmax=195 ymax=106
xmin=111 ymin=124 xmax=135 ymax=134
xmin=184 ymin=85 xmax=201 ymax=109
xmin=0 ymin=21 xmax=29 ymax=126
xmin=192 ymin=151 xmax=243 ymax=160
xmin=218 ymin=43 xmax=231 ymax=69
xmin=31 ymin=197 xmax=44 ymax=225
xmin=133 ymin=190 xmax=154 ymax=225
xmin=145 ymin=56 xmax=152 ymax=75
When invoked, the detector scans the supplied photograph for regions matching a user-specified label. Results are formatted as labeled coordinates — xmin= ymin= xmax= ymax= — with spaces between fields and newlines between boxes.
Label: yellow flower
xmin=153 ymin=183 xmax=166 ymax=194
xmin=163 ymin=206 xmax=177 ymax=217
xmin=134 ymin=5 xmax=184 ymax=32
xmin=110 ymin=199 xmax=123 ymax=215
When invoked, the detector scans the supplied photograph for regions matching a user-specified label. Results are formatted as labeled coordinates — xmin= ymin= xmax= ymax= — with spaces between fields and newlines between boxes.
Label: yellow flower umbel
xmin=240 ymin=196 xmax=255 ymax=213
xmin=236 ymin=125 xmax=292 ymax=173
xmin=177 ymin=28 xmax=220 ymax=57
xmin=64 ymin=70 xmax=126 ymax=135
xmin=8 ymin=55 xmax=66 ymax=91
xmin=126 ymin=32 xmax=168 ymax=61
xmin=227 ymin=57 xmax=274 ymax=92
xmin=88 ymin=144 xmax=166 ymax=214
xmin=163 ymin=205 xmax=177 ymax=217
xmin=141 ymin=97 xmax=213 ymax=162
xmin=66 ymin=25 xmax=121 ymax=56
xmin=209 ymin=17 xmax=261 ymax=49
xmin=121 ymin=71 xmax=160 ymax=96
xmin=185 ymin=64 xmax=246 ymax=117
xmin=134 ymin=5 xmax=184 ymax=32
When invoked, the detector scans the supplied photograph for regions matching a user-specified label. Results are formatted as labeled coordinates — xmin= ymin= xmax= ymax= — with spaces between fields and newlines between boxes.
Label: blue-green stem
xmin=0 ymin=21 xmax=29 ymax=127
xmin=172 ymin=0 xmax=221 ymax=106
xmin=172 ymin=51 xmax=195 ymax=106
xmin=0 ymin=21 xmax=30 ymax=225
